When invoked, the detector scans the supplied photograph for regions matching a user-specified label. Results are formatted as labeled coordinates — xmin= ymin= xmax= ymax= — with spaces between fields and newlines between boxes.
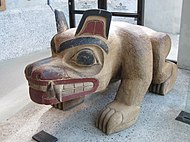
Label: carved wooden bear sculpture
xmin=25 ymin=9 xmax=177 ymax=134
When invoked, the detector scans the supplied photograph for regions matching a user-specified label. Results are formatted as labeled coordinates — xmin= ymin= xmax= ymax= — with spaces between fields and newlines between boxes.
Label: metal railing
xmin=68 ymin=0 xmax=145 ymax=28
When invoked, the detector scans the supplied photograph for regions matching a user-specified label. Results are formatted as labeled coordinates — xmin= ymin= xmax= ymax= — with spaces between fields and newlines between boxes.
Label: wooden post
xmin=0 ymin=0 xmax=6 ymax=11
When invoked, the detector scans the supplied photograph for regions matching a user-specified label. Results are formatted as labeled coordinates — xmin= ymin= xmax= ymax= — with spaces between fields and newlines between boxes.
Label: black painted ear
xmin=75 ymin=9 xmax=112 ymax=39
xmin=54 ymin=9 xmax=69 ymax=33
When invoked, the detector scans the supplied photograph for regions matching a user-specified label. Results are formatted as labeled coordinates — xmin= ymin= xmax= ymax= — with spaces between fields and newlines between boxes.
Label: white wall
xmin=178 ymin=0 xmax=190 ymax=70
xmin=144 ymin=0 xmax=183 ymax=34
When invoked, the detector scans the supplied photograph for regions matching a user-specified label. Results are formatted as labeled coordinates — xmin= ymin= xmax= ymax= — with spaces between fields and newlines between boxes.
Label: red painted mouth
xmin=27 ymin=77 xmax=99 ymax=105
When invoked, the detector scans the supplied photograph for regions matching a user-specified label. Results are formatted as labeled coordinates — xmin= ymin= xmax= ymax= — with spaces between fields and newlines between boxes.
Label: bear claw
xmin=96 ymin=101 xmax=140 ymax=134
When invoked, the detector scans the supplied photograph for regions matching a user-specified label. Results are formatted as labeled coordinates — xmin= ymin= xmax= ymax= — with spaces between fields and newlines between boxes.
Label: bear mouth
xmin=26 ymin=77 xmax=99 ymax=105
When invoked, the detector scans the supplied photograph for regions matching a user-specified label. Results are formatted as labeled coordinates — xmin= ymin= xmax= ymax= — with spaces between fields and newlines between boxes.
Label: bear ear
xmin=75 ymin=9 xmax=112 ymax=39
xmin=54 ymin=9 xmax=69 ymax=33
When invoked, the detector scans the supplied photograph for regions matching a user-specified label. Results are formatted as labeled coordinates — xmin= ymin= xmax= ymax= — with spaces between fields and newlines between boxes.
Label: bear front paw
xmin=96 ymin=101 xmax=140 ymax=134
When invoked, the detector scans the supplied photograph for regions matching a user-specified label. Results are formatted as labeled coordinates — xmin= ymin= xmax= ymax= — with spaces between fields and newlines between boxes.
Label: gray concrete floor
xmin=0 ymin=50 xmax=51 ymax=122
xmin=0 ymin=69 xmax=190 ymax=142
xmin=1 ymin=35 xmax=189 ymax=142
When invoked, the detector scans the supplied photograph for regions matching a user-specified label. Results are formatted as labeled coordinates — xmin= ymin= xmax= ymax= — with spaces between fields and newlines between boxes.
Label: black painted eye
xmin=73 ymin=49 xmax=96 ymax=66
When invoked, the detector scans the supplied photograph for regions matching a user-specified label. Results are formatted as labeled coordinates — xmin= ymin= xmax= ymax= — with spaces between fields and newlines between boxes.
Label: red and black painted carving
xmin=58 ymin=37 xmax=108 ymax=53
xmin=25 ymin=9 xmax=109 ymax=106
xmin=25 ymin=8 xmax=177 ymax=135
xmin=75 ymin=9 xmax=112 ymax=39
xmin=79 ymin=20 xmax=105 ymax=38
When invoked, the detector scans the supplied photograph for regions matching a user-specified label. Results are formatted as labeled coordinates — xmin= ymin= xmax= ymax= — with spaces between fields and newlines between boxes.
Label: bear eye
xmin=72 ymin=49 xmax=97 ymax=66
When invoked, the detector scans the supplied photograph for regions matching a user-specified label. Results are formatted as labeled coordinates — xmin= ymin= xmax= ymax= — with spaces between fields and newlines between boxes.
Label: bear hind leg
xmin=149 ymin=33 xmax=177 ymax=95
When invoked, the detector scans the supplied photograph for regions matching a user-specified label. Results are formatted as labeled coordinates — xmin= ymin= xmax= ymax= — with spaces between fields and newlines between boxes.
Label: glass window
xmin=107 ymin=0 xmax=137 ymax=13
xmin=75 ymin=0 xmax=97 ymax=10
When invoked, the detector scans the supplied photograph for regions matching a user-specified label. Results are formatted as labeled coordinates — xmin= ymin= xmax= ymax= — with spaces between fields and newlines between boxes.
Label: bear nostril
xmin=30 ymin=69 xmax=63 ymax=80
xmin=29 ymin=70 xmax=42 ymax=80
xmin=27 ymin=65 xmax=65 ymax=80
xmin=39 ymin=70 xmax=63 ymax=80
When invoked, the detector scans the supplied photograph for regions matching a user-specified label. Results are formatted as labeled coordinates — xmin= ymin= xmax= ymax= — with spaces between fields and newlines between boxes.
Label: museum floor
xmin=0 ymin=34 xmax=190 ymax=142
